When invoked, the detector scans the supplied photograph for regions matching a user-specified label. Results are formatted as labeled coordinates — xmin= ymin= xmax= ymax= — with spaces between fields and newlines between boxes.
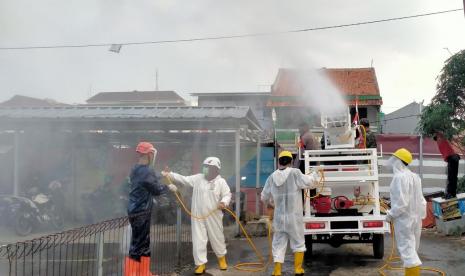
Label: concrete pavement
xmin=179 ymin=230 xmax=465 ymax=276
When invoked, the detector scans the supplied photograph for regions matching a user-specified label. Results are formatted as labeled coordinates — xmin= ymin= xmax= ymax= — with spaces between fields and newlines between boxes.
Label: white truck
xmin=301 ymin=110 xmax=389 ymax=258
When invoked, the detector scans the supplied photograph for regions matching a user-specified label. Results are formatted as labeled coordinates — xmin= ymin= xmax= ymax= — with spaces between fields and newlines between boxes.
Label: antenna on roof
xmin=370 ymin=59 xmax=374 ymax=67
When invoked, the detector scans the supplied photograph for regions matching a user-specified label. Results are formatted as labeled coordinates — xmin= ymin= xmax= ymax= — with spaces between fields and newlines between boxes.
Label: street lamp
xmin=109 ymin=44 xmax=122 ymax=53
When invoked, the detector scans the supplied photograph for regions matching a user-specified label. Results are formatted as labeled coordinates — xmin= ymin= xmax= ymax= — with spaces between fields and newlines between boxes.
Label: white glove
xmin=161 ymin=171 xmax=170 ymax=177
xmin=168 ymin=184 xmax=178 ymax=192
xmin=385 ymin=213 xmax=393 ymax=223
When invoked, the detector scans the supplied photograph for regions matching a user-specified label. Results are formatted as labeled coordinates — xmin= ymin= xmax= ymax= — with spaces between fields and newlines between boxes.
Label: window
xmin=350 ymin=107 xmax=367 ymax=121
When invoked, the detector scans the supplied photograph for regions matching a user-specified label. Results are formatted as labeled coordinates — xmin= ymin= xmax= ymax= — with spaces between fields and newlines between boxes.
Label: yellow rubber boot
xmin=218 ymin=256 xmax=228 ymax=270
xmin=272 ymin=262 xmax=282 ymax=276
xmin=294 ymin=252 xmax=305 ymax=276
xmin=194 ymin=264 xmax=206 ymax=275
xmin=405 ymin=266 xmax=420 ymax=276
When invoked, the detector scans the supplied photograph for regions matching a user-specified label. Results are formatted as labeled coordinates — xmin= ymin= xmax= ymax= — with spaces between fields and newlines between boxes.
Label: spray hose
xmin=303 ymin=169 xmax=326 ymax=199
xmin=359 ymin=124 xmax=367 ymax=149
xmin=165 ymin=172 xmax=445 ymax=275
xmin=165 ymin=175 xmax=273 ymax=272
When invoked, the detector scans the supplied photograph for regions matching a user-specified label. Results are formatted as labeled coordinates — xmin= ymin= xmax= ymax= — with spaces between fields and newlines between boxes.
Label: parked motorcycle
xmin=0 ymin=195 xmax=22 ymax=229
xmin=0 ymin=193 xmax=64 ymax=236
xmin=152 ymin=192 xmax=178 ymax=225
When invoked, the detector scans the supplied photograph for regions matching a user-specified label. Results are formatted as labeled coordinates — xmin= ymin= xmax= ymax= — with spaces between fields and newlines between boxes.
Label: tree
xmin=418 ymin=49 xmax=465 ymax=154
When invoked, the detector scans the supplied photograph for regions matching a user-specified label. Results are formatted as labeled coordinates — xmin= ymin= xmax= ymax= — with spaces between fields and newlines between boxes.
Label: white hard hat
xmin=203 ymin=157 xmax=221 ymax=169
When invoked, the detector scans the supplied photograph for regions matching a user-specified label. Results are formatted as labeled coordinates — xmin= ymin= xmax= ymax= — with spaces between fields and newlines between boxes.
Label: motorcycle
xmin=8 ymin=192 xmax=64 ymax=236
xmin=0 ymin=195 xmax=23 ymax=229
xmin=152 ymin=192 xmax=178 ymax=225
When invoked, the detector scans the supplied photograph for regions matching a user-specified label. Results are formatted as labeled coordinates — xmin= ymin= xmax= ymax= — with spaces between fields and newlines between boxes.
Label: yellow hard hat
xmin=392 ymin=148 xmax=413 ymax=165
xmin=278 ymin=150 xmax=293 ymax=159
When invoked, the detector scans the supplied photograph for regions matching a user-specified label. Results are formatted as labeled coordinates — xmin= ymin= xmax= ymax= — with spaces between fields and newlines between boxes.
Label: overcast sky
xmin=0 ymin=0 xmax=464 ymax=113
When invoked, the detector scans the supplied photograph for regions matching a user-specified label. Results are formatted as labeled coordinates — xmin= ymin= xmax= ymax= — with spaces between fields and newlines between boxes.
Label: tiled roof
xmin=0 ymin=95 xmax=66 ymax=107
xmin=87 ymin=91 xmax=185 ymax=103
xmin=270 ymin=68 xmax=382 ymax=104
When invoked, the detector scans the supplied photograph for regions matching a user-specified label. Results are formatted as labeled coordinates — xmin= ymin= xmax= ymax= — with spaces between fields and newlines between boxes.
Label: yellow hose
xmin=303 ymin=169 xmax=325 ymax=199
xmin=166 ymin=175 xmax=273 ymax=272
xmin=359 ymin=124 xmax=367 ymax=148
xmin=378 ymin=218 xmax=446 ymax=275
xmin=166 ymin=172 xmax=447 ymax=275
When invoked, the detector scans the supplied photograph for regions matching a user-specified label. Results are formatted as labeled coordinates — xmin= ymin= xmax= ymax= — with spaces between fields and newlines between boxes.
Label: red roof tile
xmin=271 ymin=67 xmax=381 ymax=97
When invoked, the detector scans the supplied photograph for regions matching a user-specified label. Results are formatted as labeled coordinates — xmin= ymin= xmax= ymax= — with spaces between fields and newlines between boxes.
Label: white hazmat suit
xmin=168 ymin=171 xmax=231 ymax=266
xmin=261 ymin=167 xmax=319 ymax=263
xmin=387 ymin=157 xmax=427 ymax=268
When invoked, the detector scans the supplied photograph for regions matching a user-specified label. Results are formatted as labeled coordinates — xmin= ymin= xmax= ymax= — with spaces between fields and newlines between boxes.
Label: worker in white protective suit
xmin=386 ymin=148 xmax=427 ymax=276
xmin=261 ymin=151 xmax=320 ymax=276
xmin=162 ymin=157 xmax=231 ymax=275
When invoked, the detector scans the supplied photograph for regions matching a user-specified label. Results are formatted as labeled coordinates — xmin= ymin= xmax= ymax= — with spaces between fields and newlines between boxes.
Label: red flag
xmin=352 ymin=96 xmax=359 ymax=125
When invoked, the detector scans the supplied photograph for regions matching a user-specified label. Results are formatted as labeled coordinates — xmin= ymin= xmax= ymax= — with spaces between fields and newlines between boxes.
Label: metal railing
xmin=0 ymin=208 xmax=192 ymax=276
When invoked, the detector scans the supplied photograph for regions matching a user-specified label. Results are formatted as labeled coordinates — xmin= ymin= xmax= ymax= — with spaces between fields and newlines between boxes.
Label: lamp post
xmin=109 ymin=44 xmax=122 ymax=53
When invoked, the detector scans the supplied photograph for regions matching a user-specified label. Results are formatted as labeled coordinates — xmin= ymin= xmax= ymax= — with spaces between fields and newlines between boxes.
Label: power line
xmin=382 ymin=114 xmax=420 ymax=122
xmin=0 ymin=8 xmax=462 ymax=51
xmin=369 ymin=113 xmax=420 ymax=126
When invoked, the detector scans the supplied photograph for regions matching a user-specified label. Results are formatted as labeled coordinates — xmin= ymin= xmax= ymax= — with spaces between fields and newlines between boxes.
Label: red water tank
xmin=311 ymin=196 xmax=332 ymax=214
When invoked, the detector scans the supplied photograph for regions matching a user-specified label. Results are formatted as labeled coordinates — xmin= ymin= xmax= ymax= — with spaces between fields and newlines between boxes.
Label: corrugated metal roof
xmin=0 ymin=106 xmax=261 ymax=130
xmin=191 ymin=92 xmax=270 ymax=96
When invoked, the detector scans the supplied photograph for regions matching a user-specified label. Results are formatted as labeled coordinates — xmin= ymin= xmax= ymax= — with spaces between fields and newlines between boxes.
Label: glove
xmin=161 ymin=171 xmax=170 ymax=177
xmin=385 ymin=213 xmax=393 ymax=223
xmin=168 ymin=184 xmax=178 ymax=192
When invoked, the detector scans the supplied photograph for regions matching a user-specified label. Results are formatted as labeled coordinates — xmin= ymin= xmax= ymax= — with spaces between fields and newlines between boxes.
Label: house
xmin=268 ymin=67 xmax=383 ymax=130
xmin=0 ymin=95 xmax=66 ymax=107
xmin=86 ymin=91 xmax=186 ymax=106
xmin=381 ymin=101 xmax=423 ymax=134
xmin=192 ymin=92 xmax=272 ymax=135
xmin=268 ymin=67 xmax=383 ymax=152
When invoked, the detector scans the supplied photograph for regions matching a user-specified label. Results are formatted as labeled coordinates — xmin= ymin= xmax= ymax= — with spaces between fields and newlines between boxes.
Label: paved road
xmin=180 ymin=230 xmax=465 ymax=276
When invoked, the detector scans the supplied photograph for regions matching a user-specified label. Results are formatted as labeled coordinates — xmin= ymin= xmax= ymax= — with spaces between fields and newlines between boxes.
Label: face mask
xmin=202 ymin=166 xmax=209 ymax=175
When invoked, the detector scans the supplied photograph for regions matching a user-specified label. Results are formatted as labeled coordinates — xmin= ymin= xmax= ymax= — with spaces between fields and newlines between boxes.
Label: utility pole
xmin=419 ymin=100 xmax=424 ymax=181
xmin=155 ymin=69 xmax=159 ymax=91
xmin=272 ymin=108 xmax=277 ymax=170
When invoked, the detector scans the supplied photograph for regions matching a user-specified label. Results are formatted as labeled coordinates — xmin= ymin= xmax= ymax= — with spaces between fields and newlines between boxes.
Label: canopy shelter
xmin=0 ymin=106 xmax=262 ymax=226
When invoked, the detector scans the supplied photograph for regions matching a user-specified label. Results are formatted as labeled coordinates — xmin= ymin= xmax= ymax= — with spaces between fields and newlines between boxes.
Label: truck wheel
xmin=304 ymin=235 xmax=313 ymax=259
xmin=373 ymin=234 xmax=384 ymax=259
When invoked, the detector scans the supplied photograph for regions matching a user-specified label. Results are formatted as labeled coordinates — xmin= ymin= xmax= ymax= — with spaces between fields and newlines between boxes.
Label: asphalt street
xmin=180 ymin=230 xmax=465 ymax=276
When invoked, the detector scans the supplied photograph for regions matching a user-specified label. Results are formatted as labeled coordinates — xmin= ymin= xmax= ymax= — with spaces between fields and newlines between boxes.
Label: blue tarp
xmin=227 ymin=147 xmax=275 ymax=189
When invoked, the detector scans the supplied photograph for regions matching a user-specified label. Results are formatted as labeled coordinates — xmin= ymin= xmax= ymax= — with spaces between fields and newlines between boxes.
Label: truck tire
xmin=304 ymin=235 xmax=313 ymax=259
xmin=373 ymin=234 xmax=384 ymax=259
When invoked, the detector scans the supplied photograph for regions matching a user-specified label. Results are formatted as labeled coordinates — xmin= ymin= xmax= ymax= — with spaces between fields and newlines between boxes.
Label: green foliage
xmin=458 ymin=176 xmax=465 ymax=194
xmin=418 ymin=104 xmax=455 ymax=138
xmin=418 ymin=50 xmax=465 ymax=141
